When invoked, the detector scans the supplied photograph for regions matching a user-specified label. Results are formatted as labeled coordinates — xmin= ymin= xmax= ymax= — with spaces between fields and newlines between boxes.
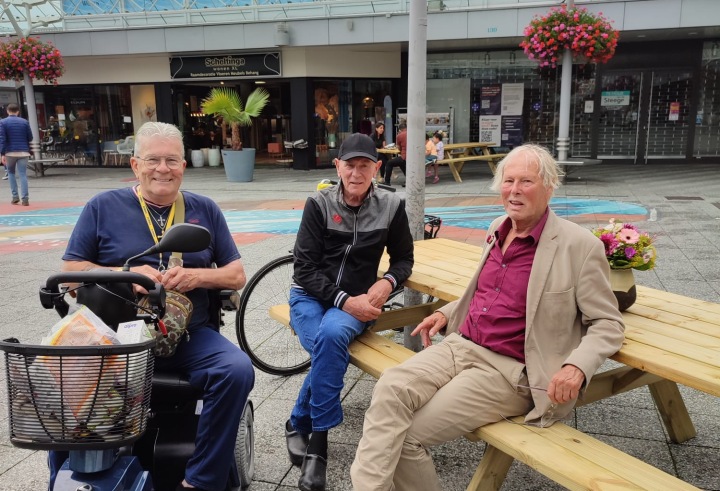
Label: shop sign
xmin=601 ymin=90 xmax=630 ymax=106
xmin=500 ymin=83 xmax=524 ymax=116
xmin=669 ymin=102 xmax=680 ymax=121
xmin=501 ymin=116 xmax=523 ymax=147
xmin=170 ymin=52 xmax=281 ymax=80
xmin=479 ymin=115 xmax=501 ymax=145
xmin=480 ymin=86 xmax=502 ymax=116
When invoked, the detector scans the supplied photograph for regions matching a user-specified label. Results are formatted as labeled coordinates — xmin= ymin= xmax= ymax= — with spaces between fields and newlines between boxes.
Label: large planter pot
xmin=208 ymin=148 xmax=221 ymax=167
xmin=191 ymin=150 xmax=204 ymax=168
xmin=222 ymin=148 xmax=256 ymax=182
xmin=610 ymin=268 xmax=636 ymax=312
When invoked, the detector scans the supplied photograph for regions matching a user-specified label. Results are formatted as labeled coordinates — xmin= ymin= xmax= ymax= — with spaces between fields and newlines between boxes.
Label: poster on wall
xmin=480 ymin=86 xmax=502 ymax=115
xmin=501 ymin=116 xmax=523 ymax=147
xmin=601 ymin=91 xmax=630 ymax=107
xmin=479 ymin=116 xmax=501 ymax=144
xmin=501 ymin=83 xmax=524 ymax=116
xmin=669 ymin=102 xmax=680 ymax=121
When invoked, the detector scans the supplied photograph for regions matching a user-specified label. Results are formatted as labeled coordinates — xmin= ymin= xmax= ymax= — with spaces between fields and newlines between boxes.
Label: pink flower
xmin=618 ymin=228 xmax=640 ymax=244
xmin=599 ymin=233 xmax=619 ymax=255
xmin=625 ymin=247 xmax=636 ymax=259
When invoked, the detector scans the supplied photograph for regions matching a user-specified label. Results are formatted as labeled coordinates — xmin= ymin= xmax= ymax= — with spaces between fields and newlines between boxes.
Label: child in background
xmin=426 ymin=132 xmax=444 ymax=184
xmin=424 ymin=134 xmax=437 ymax=181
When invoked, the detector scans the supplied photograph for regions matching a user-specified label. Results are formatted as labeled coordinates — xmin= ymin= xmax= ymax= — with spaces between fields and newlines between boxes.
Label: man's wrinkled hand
xmin=547 ymin=364 xmax=585 ymax=404
xmin=367 ymin=279 xmax=393 ymax=309
xmin=129 ymin=265 xmax=163 ymax=295
xmin=411 ymin=312 xmax=447 ymax=348
xmin=162 ymin=267 xmax=200 ymax=293
xmin=343 ymin=294 xmax=382 ymax=322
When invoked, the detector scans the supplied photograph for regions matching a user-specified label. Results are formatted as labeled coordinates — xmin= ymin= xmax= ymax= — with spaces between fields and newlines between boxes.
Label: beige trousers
xmin=350 ymin=333 xmax=534 ymax=491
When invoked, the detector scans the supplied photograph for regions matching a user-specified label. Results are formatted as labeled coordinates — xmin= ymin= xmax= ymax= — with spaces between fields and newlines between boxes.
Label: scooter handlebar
xmin=44 ymin=271 xmax=157 ymax=293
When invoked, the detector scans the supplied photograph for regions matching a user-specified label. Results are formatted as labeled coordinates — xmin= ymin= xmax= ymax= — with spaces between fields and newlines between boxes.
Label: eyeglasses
xmin=137 ymin=156 xmax=184 ymax=170
xmin=499 ymin=384 xmax=558 ymax=429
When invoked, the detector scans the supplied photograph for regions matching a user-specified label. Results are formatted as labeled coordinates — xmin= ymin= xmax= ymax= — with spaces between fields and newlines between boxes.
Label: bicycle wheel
xmin=237 ymin=255 xmax=311 ymax=376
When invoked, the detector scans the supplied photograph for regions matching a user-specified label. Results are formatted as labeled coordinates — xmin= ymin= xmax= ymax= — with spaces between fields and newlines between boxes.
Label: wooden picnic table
xmin=436 ymin=142 xmax=506 ymax=183
xmin=377 ymin=147 xmax=400 ymax=155
xmin=379 ymin=237 xmax=720 ymax=444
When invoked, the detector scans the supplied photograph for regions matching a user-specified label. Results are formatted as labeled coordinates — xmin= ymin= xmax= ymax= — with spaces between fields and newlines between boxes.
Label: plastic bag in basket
xmin=39 ymin=306 xmax=142 ymax=439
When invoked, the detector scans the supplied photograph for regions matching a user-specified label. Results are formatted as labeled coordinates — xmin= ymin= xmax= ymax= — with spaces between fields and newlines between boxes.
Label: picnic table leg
xmin=39 ymin=162 xmax=45 ymax=177
xmin=648 ymin=379 xmax=696 ymax=443
xmin=466 ymin=444 xmax=514 ymax=491
xmin=448 ymin=160 xmax=463 ymax=183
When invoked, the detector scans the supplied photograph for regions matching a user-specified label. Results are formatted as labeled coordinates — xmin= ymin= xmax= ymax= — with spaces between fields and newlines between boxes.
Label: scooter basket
xmin=0 ymin=338 xmax=155 ymax=451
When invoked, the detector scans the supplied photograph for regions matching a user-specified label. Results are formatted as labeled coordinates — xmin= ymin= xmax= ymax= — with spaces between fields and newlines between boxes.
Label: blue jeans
xmin=48 ymin=326 xmax=255 ymax=491
xmin=289 ymin=289 xmax=367 ymax=433
xmin=6 ymin=156 xmax=28 ymax=199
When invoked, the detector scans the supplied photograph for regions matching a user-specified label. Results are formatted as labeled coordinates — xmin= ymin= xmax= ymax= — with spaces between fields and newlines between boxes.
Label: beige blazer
xmin=437 ymin=209 xmax=625 ymax=424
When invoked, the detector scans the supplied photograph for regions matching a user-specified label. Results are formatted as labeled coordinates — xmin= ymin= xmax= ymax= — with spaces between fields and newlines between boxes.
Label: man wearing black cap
xmin=285 ymin=133 xmax=414 ymax=491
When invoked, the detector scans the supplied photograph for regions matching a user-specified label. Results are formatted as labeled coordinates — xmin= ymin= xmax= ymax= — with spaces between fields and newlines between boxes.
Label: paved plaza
xmin=0 ymin=162 xmax=719 ymax=490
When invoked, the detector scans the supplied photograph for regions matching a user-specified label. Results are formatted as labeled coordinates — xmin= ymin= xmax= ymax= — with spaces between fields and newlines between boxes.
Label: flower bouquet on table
xmin=592 ymin=218 xmax=657 ymax=311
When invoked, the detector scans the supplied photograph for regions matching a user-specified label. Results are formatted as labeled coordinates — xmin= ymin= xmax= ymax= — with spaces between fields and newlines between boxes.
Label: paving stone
xmin=575 ymin=403 xmax=667 ymax=442
xmin=670 ymin=444 xmax=720 ymax=490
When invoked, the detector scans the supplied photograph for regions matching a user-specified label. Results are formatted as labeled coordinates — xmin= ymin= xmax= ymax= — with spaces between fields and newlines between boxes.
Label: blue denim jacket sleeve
xmin=26 ymin=120 xmax=33 ymax=145
xmin=0 ymin=120 xmax=6 ymax=156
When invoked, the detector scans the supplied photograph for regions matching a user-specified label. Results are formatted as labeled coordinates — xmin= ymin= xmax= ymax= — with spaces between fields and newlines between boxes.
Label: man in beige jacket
xmin=350 ymin=144 xmax=625 ymax=491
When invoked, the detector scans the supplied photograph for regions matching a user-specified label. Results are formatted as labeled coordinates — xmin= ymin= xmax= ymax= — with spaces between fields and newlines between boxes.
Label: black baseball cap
xmin=338 ymin=133 xmax=378 ymax=163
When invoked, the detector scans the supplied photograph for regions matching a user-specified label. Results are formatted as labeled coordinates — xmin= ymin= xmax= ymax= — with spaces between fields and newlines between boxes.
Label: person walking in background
xmin=0 ymin=103 xmax=33 ymax=206
xmin=426 ymin=132 xmax=444 ymax=184
xmin=371 ymin=122 xmax=387 ymax=183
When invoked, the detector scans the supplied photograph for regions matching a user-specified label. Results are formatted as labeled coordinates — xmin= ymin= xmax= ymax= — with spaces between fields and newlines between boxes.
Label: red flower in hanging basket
xmin=0 ymin=37 xmax=65 ymax=85
xmin=520 ymin=6 xmax=619 ymax=69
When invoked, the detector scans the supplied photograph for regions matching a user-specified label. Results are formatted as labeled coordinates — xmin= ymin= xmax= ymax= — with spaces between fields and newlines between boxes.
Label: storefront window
xmin=352 ymin=80 xmax=391 ymax=134
xmin=314 ymin=80 xmax=351 ymax=166
xmin=694 ymin=40 xmax=720 ymax=157
xmin=33 ymin=84 xmax=145 ymax=166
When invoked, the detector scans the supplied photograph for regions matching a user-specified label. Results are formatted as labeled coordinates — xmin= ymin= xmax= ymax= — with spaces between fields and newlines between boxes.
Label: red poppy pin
xmin=333 ymin=214 xmax=342 ymax=224
xmin=189 ymin=218 xmax=200 ymax=224
xmin=486 ymin=235 xmax=495 ymax=245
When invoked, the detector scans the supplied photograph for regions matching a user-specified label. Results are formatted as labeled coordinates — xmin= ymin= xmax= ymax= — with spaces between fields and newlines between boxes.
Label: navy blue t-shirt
xmin=63 ymin=188 xmax=241 ymax=332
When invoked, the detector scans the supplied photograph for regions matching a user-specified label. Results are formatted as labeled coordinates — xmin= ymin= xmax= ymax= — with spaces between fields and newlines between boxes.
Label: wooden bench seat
xmin=268 ymin=303 xmax=698 ymax=490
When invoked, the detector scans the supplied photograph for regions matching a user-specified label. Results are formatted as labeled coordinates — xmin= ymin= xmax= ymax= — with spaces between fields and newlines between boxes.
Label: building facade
xmin=4 ymin=0 xmax=719 ymax=168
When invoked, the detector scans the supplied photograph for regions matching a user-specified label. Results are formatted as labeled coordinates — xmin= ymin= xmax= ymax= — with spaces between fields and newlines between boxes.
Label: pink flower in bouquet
xmin=625 ymin=247 xmax=636 ymax=259
xmin=599 ymin=232 xmax=619 ymax=255
xmin=618 ymin=228 xmax=640 ymax=244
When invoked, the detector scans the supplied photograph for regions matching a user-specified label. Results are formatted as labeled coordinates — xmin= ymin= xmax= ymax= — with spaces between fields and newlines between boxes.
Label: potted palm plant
xmin=201 ymin=87 xmax=269 ymax=182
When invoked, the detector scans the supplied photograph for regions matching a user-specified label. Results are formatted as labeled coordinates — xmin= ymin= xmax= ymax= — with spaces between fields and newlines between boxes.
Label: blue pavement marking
xmin=0 ymin=199 xmax=647 ymax=235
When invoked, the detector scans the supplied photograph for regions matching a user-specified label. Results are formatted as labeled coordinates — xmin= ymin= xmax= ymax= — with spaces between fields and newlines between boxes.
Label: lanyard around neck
xmin=137 ymin=188 xmax=176 ymax=268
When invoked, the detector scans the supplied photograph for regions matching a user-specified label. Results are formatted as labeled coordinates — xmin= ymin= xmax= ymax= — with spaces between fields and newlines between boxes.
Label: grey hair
xmin=134 ymin=122 xmax=184 ymax=156
xmin=490 ymin=144 xmax=563 ymax=194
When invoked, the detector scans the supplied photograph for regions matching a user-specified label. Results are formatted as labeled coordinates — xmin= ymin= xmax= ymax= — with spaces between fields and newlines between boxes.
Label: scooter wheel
xmin=234 ymin=400 xmax=255 ymax=489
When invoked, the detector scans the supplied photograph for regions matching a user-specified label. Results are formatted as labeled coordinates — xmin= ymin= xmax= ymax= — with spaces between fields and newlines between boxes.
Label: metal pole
xmin=557 ymin=0 xmax=574 ymax=161
xmin=403 ymin=0 xmax=427 ymax=353
xmin=23 ymin=73 xmax=41 ymax=157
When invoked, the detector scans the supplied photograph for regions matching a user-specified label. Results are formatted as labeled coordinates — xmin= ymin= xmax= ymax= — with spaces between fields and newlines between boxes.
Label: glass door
xmin=644 ymin=71 xmax=693 ymax=162
xmin=597 ymin=72 xmax=643 ymax=160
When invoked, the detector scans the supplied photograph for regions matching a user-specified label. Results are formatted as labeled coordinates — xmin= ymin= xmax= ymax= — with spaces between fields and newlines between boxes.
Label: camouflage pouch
xmin=140 ymin=290 xmax=194 ymax=358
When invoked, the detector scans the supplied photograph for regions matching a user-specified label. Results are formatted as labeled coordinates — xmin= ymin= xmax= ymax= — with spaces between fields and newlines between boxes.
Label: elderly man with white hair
xmin=49 ymin=122 xmax=254 ymax=491
xmin=350 ymin=143 xmax=625 ymax=491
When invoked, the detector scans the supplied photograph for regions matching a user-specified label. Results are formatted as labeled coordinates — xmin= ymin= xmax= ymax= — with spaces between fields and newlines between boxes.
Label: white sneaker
xmin=2 ymin=171 xmax=7 ymax=180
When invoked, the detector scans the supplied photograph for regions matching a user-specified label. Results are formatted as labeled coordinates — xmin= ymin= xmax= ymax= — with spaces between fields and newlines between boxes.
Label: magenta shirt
xmin=459 ymin=209 xmax=549 ymax=363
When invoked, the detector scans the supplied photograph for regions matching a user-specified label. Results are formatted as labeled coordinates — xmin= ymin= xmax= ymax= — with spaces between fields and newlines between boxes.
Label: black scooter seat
xmin=152 ymin=371 xmax=204 ymax=402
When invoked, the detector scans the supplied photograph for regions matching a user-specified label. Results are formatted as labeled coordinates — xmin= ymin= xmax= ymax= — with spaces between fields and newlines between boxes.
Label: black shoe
xmin=285 ymin=419 xmax=309 ymax=466
xmin=10 ymin=197 xmax=19 ymax=204
xmin=21 ymin=198 xmax=28 ymax=206
xmin=298 ymin=454 xmax=327 ymax=491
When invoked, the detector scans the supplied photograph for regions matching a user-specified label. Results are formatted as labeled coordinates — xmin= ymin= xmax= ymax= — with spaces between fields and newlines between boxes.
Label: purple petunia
xmin=625 ymin=247 xmax=636 ymax=259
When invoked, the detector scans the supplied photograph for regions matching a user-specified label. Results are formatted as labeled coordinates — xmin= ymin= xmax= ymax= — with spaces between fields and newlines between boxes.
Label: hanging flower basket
xmin=0 ymin=37 xmax=65 ymax=85
xmin=520 ymin=6 xmax=619 ymax=69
